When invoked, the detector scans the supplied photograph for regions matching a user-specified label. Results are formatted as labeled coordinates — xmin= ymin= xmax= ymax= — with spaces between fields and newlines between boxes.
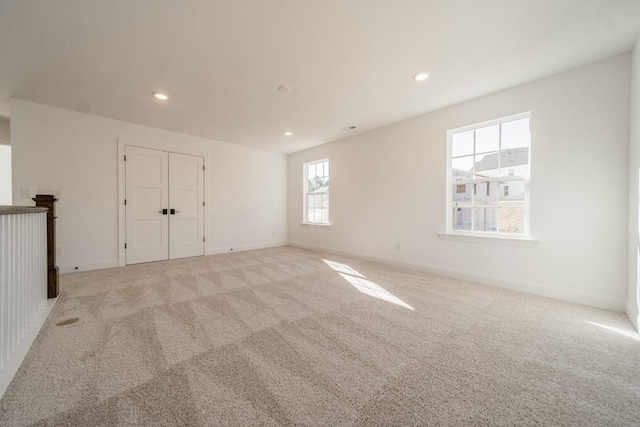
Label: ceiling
xmin=1 ymin=0 xmax=639 ymax=154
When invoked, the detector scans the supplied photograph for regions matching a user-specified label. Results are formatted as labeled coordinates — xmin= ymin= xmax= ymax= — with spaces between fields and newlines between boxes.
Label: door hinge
xmin=125 ymin=243 xmax=127 ymax=249
xmin=124 ymin=199 xmax=127 ymax=205
xmin=124 ymin=155 xmax=127 ymax=161
xmin=203 ymin=237 xmax=205 ymax=242
xmin=203 ymin=201 xmax=205 ymax=207
xmin=203 ymin=165 xmax=205 ymax=171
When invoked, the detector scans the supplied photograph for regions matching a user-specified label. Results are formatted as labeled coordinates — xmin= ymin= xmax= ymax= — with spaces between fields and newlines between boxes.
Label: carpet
xmin=0 ymin=246 xmax=639 ymax=425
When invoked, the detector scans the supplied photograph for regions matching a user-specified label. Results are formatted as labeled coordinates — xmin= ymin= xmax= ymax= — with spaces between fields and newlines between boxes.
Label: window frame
xmin=446 ymin=112 xmax=531 ymax=237
xmin=303 ymin=158 xmax=330 ymax=225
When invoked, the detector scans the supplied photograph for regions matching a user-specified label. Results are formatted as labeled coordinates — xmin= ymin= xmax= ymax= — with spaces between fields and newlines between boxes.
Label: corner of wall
xmin=628 ymin=301 xmax=639 ymax=331
xmin=628 ymin=37 xmax=640 ymax=332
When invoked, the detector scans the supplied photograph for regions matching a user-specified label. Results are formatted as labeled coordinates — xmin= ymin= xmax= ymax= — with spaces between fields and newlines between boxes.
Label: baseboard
xmin=627 ymin=301 xmax=639 ymax=332
xmin=289 ymin=242 xmax=626 ymax=311
xmin=0 ymin=297 xmax=58 ymax=399
xmin=59 ymin=260 xmax=119 ymax=274
xmin=59 ymin=243 xmax=290 ymax=272
xmin=207 ymin=241 xmax=288 ymax=256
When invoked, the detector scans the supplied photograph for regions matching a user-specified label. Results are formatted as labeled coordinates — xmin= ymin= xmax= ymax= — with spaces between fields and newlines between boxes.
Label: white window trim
xmin=302 ymin=158 xmax=330 ymax=226
xmin=445 ymin=112 xmax=532 ymax=238
xmin=299 ymin=222 xmax=332 ymax=229
xmin=437 ymin=232 xmax=541 ymax=248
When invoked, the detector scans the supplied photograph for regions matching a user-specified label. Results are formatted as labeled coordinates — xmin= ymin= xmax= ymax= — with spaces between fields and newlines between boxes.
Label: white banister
xmin=0 ymin=207 xmax=57 ymax=398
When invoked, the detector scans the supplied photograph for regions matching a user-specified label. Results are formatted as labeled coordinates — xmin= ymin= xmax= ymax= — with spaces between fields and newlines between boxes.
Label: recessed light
xmin=278 ymin=85 xmax=291 ymax=93
xmin=283 ymin=131 xmax=293 ymax=136
xmin=152 ymin=91 xmax=169 ymax=100
xmin=412 ymin=72 xmax=429 ymax=82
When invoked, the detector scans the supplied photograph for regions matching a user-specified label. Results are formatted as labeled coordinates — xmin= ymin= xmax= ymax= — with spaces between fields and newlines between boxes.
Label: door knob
xmin=170 ymin=209 xmax=180 ymax=215
xmin=158 ymin=209 xmax=168 ymax=215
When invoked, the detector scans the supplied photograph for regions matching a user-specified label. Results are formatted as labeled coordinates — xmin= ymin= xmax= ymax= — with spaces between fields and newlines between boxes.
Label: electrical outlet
xmin=21 ymin=188 xmax=31 ymax=198
xmin=395 ymin=242 xmax=401 ymax=251
xmin=56 ymin=246 xmax=62 ymax=256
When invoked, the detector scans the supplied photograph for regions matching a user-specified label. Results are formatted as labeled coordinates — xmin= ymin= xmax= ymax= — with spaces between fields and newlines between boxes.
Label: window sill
xmin=300 ymin=222 xmax=332 ymax=229
xmin=437 ymin=232 xmax=541 ymax=248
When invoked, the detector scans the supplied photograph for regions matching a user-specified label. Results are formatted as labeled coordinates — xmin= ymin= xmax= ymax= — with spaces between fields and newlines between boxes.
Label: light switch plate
xmin=21 ymin=188 xmax=31 ymax=198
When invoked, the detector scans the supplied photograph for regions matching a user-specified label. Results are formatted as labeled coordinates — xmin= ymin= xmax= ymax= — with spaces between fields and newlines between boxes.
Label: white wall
xmin=11 ymin=99 xmax=288 ymax=272
xmin=289 ymin=54 xmax=631 ymax=310
xmin=628 ymin=38 xmax=640 ymax=330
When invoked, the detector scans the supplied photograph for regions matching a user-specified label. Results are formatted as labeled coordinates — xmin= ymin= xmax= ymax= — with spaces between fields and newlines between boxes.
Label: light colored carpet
xmin=1 ymin=246 xmax=639 ymax=426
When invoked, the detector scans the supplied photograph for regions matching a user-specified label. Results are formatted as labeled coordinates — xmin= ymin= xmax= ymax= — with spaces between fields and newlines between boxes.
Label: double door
xmin=125 ymin=146 xmax=204 ymax=265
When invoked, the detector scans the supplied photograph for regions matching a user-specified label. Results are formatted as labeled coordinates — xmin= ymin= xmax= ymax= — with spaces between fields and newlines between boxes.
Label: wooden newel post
xmin=32 ymin=195 xmax=59 ymax=298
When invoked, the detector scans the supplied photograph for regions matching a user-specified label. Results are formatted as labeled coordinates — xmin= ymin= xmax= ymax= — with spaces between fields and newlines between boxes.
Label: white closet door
xmin=125 ymin=146 xmax=169 ymax=264
xmin=169 ymin=152 xmax=204 ymax=259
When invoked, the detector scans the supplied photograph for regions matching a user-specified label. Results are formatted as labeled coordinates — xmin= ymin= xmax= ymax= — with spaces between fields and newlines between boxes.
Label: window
xmin=304 ymin=159 xmax=329 ymax=224
xmin=447 ymin=113 xmax=530 ymax=235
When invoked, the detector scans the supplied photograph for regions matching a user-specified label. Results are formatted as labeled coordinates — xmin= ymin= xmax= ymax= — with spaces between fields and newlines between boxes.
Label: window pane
xmin=452 ymin=207 xmax=472 ymax=230
xmin=321 ymin=208 xmax=328 ymax=224
xmin=499 ymin=180 xmax=525 ymax=202
xmin=499 ymin=203 xmax=524 ymax=233
xmin=322 ymin=177 xmax=329 ymax=189
xmin=475 ymin=124 xmax=499 ymax=153
xmin=309 ymin=178 xmax=319 ymax=192
xmin=500 ymin=148 xmax=528 ymax=176
xmin=499 ymin=179 xmax=524 ymax=233
xmin=474 ymin=152 xmax=500 ymax=178
xmin=501 ymin=118 xmax=530 ymax=149
xmin=474 ymin=207 xmax=498 ymax=232
xmin=451 ymin=130 xmax=474 ymax=157
xmin=452 ymin=183 xmax=472 ymax=205
xmin=451 ymin=156 xmax=474 ymax=180
xmin=475 ymin=181 xmax=497 ymax=207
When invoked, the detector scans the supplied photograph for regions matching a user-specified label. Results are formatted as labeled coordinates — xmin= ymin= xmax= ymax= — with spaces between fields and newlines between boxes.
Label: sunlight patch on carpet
xmin=585 ymin=321 xmax=640 ymax=341
xmin=323 ymin=260 xmax=365 ymax=277
xmin=324 ymin=259 xmax=414 ymax=310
